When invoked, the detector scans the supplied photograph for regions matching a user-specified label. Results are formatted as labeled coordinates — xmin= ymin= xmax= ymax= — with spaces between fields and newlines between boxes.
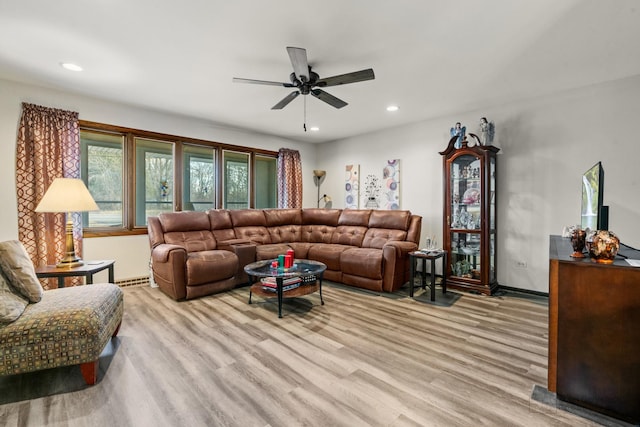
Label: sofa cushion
xmin=331 ymin=225 xmax=368 ymax=247
xmin=301 ymin=208 xmax=341 ymax=226
xmin=0 ymin=240 xmax=43 ymax=303
xmin=234 ymin=226 xmax=272 ymax=244
xmin=368 ymin=209 xmax=411 ymax=230
xmin=338 ymin=209 xmax=371 ymax=226
xmin=362 ymin=228 xmax=408 ymax=249
xmin=164 ymin=230 xmax=217 ymax=252
xmin=229 ymin=209 xmax=267 ymax=227
xmin=264 ymin=209 xmax=302 ymax=226
xmin=186 ymin=250 xmax=238 ymax=286
xmin=307 ymin=244 xmax=352 ymax=271
xmin=0 ymin=271 xmax=28 ymax=323
xmin=159 ymin=211 xmax=210 ymax=232
xmin=341 ymin=248 xmax=383 ymax=279
xmin=301 ymin=225 xmax=335 ymax=244
xmin=255 ymin=243 xmax=292 ymax=261
xmin=268 ymin=225 xmax=302 ymax=243
xmin=208 ymin=209 xmax=236 ymax=242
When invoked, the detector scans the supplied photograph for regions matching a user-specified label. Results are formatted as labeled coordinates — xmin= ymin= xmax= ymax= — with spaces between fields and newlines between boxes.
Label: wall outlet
xmin=515 ymin=260 xmax=527 ymax=268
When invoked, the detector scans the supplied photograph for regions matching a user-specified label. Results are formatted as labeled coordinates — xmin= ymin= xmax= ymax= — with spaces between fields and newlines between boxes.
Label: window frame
xmin=80 ymin=120 xmax=278 ymax=237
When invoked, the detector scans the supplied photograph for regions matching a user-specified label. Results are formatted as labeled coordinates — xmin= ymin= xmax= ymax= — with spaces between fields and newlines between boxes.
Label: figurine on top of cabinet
xmin=450 ymin=122 xmax=466 ymax=149
xmin=479 ymin=117 xmax=495 ymax=146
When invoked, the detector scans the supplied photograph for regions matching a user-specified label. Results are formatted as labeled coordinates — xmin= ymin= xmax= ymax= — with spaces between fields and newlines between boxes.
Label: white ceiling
xmin=1 ymin=0 xmax=639 ymax=143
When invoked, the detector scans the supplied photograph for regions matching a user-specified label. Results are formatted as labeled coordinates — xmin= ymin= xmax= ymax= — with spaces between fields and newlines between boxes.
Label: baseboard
xmin=498 ymin=284 xmax=548 ymax=298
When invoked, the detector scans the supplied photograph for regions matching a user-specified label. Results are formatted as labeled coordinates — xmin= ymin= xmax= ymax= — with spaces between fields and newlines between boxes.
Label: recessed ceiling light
xmin=386 ymin=105 xmax=399 ymax=112
xmin=60 ymin=62 xmax=83 ymax=72
xmin=309 ymin=126 xmax=320 ymax=132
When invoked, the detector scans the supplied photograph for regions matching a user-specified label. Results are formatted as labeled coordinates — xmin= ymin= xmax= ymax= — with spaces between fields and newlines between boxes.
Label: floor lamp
xmin=313 ymin=169 xmax=326 ymax=208
xmin=35 ymin=178 xmax=99 ymax=268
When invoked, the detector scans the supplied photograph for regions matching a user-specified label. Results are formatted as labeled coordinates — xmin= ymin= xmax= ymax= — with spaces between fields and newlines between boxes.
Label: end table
xmin=409 ymin=251 xmax=447 ymax=301
xmin=35 ymin=260 xmax=115 ymax=288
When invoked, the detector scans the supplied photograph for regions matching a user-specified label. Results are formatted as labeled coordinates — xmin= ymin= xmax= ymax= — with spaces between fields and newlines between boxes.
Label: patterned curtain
xmin=15 ymin=103 xmax=81 ymax=288
xmin=277 ymin=148 xmax=303 ymax=208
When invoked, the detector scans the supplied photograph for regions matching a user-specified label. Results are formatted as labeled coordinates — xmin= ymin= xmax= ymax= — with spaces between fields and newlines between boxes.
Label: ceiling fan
xmin=232 ymin=47 xmax=375 ymax=111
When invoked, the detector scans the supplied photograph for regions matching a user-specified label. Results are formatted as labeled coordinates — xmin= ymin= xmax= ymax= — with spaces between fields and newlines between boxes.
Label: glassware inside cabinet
xmin=450 ymin=231 xmax=481 ymax=280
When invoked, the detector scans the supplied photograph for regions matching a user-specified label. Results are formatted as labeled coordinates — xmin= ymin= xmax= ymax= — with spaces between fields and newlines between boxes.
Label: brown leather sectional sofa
xmin=147 ymin=208 xmax=422 ymax=300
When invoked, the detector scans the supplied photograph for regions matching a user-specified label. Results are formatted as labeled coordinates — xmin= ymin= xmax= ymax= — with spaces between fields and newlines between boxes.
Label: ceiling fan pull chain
xmin=303 ymin=95 xmax=307 ymax=132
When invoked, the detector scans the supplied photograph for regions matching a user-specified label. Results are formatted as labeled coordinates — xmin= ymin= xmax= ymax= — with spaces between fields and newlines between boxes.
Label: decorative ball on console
xmin=585 ymin=229 xmax=620 ymax=264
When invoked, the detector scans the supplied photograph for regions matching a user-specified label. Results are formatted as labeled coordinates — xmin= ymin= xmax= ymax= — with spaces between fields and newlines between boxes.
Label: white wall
xmin=318 ymin=74 xmax=640 ymax=293
xmin=0 ymin=78 xmax=316 ymax=281
xmin=2 ymin=76 xmax=638 ymax=291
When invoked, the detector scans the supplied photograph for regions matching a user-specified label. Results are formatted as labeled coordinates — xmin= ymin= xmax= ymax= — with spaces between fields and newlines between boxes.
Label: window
xmin=223 ymin=150 xmax=249 ymax=209
xmin=183 ymin=144 xmax=216 ymax=212
xmin=80 ymin=131 xmax=124 ymax=228
xmin=135 ymin=138 xmax=174 ymax=226
xmin=79 ymin=122 xmax=278 ymax=236
xmin=255 ymin=154 xmax=277 ymax=209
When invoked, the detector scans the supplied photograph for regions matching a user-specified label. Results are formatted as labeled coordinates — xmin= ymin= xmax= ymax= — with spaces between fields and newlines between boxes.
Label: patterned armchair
xmin=0 ymin=240 xmax=123 ymax=385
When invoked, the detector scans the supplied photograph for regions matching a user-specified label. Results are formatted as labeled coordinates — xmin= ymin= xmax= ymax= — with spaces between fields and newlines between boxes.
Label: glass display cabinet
xmin=440 ymin=134 xmax=499 ymax=295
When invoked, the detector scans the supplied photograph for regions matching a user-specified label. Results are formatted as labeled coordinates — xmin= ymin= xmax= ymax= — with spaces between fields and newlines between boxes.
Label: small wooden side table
xmin=35 ymin=260 xmax=115 ymax=288
xmin=409 ymin=251 xmax=447 ymax=301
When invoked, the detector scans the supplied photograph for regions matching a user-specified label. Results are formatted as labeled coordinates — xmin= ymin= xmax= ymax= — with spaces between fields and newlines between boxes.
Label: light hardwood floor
xmin=0 ymin=283 xmax=604 ymax=426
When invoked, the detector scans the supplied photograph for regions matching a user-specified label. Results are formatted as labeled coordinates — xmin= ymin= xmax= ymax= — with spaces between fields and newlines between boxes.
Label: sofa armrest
xmin=381 ymin=241 xmax=419 ymax=292
xmin=383 ymin=240 xmax=418 ymax=257
xmin=150 ymin=244 xmax=187 ymax=300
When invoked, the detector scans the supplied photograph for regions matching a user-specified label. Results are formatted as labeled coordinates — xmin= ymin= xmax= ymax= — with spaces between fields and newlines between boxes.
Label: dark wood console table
xmin=548 ymin=235 xmax=640 ymax=424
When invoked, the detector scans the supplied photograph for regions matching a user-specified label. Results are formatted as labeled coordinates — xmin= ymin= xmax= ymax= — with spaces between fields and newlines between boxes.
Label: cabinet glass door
xmin=450 ymin=154 xmax=481 ymax=280
xmin=489 ymin=157 xmax=496 ymax=282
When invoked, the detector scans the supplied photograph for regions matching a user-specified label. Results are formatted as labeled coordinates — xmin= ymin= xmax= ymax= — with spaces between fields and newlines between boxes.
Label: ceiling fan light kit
xmin=233 ymin=46 xmax=375 ymax=129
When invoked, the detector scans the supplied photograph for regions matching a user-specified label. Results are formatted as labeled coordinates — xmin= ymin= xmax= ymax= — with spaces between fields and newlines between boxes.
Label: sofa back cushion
xmin=300 ymin=209 xmax=340 ymax=243
xmin=368 ymin=210 xmax=411 ymax=231
xmin=264 ymin=209 xmax=302 ymax=226
xmin=264 ymin=209 xmax=302 ymax=243
xmin=362 ymin=228 xmax=408 ymax=249
xmin=230 ymin=209 xmax=271 ymax=244
xmin=338 ymin=209 xmax=371 ymax=227
xmin=208 ymin=209 xmax=236 ymax=242
xmin=301 ymin=208 xmax=341 ymax=226
xmin=159 ymin=211 xmax=216 ymax=252
xmin=329 ymin=210 xmax=371 ymax=247
xmin=361 ymin=210 xmax=412 ymax=249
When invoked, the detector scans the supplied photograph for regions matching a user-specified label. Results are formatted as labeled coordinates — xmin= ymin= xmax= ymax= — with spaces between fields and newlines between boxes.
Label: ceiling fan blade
xmin=286 ymin=47 xmax=309 ymax=82
xmin=311 ymin=89 xmax=348 ymax=109
xmin=232 ymin=77 xmax=294 ymax=87
xmin=271 ymin=91 xmax=300 ymax=110
xmin=315 ymin=68 xmax=375 ymax=87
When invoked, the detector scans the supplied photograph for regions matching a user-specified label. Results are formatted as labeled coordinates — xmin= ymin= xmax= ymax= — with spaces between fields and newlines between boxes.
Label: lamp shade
xmin=313 ymin=170 xmax=326 ymax=178
xmin=35 ymin=178 xmax=99 ymax=213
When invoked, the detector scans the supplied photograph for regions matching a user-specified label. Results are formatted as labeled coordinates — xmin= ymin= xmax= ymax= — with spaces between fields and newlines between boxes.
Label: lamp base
xmin=56 ymin=258 xmax=84 ymax=269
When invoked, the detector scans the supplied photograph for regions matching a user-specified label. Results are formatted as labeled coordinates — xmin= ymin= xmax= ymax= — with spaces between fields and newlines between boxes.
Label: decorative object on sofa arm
xmin=35 ymin=178 xmax=99 ymax=268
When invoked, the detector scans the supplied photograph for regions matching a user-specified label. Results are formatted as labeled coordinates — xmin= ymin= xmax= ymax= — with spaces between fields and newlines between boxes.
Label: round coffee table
xmin=244 ymin=259 xmax=327 ymax=318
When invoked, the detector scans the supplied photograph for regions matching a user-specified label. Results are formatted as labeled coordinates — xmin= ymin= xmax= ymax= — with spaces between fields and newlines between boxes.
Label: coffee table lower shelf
xmin=249 ymin=282 xmax=323 ymax=317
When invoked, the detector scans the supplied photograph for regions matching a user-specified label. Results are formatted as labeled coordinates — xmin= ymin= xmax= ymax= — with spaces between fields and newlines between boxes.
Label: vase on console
xmin=569 ymin=228 xmax=586 ymax=258
xmin=585 ymin=230 xmax=620 ymax=264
